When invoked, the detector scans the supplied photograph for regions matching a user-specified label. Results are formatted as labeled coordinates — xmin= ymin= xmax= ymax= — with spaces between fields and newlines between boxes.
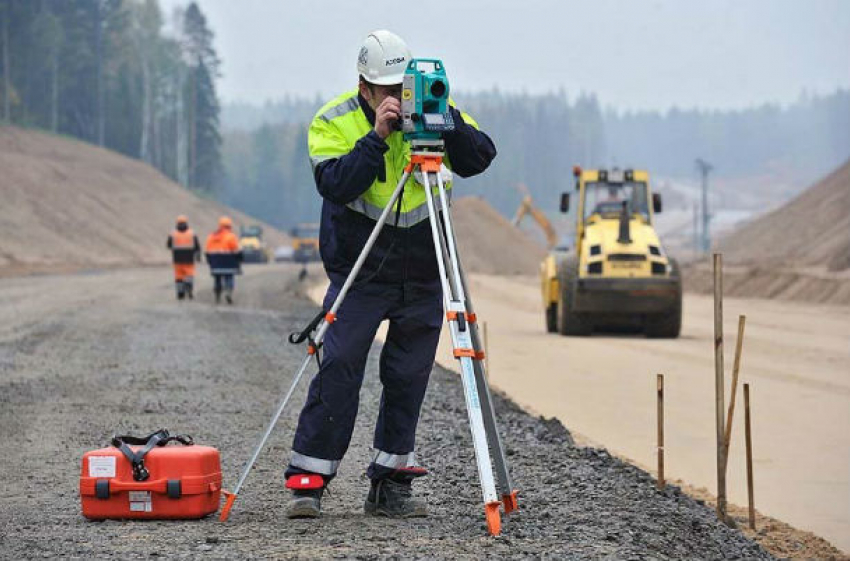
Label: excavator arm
xmin=513 ymin=189 xmax=558 ymax=249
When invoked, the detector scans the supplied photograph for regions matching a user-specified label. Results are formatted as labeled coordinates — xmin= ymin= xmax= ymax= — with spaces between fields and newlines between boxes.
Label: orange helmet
xmin=176 ymin=214 xmax=188 ymax=225
xmin=218 ymin=216 xmax=233 ymax=229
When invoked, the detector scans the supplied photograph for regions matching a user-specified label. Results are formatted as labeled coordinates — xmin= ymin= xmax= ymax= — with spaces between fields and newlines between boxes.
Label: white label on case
xmin=88 ymin=456 xmax=116 ymax=478
xmin=129 ymin=491 xmax=152 ymax=512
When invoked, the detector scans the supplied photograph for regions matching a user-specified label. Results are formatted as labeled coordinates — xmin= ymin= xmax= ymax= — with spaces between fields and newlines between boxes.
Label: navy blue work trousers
xmin=286 ymin=280 xmax=442 ymax=481
xmin=213 ymin=274 xmax=235 ymax=293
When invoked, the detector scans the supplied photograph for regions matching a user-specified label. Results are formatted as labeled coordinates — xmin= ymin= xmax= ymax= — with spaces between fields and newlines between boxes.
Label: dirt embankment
xmin=451 ymin=196 xmax=547 ymax=275
xmin=0 ymin=126 xmax=285 ymax=276
xmin=684 ymin=159 xmax=850 ymax=305
xmin=719 ymin=159 xmax=849 ymax=271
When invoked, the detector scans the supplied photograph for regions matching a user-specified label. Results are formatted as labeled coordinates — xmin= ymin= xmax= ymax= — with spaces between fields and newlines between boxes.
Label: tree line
xmin=605 ymin=90 xmax=850 ymax=181
xmin=3 ymin=3 xmax=846 ymax=231
xmin=0 ymin=0 xmax=222 ymax=191
xmin=220 ymin=87 xmax=850 ymax=229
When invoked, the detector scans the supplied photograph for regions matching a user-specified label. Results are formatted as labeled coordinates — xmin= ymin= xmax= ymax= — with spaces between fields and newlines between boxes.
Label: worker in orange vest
xmin=205 ymin=216 xmax=242 ymax=304
xmin=166 ymin=215 xmax=201 ymax=300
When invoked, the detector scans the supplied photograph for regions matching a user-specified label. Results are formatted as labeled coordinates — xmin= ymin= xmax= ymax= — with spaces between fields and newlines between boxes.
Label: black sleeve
xmin=443 ymin=106 xmax=497 ymax=178
xmin=314 ymin=131 xmax=389 ymax=205
xmin=166 ymin=235 xmax=173 ymax=250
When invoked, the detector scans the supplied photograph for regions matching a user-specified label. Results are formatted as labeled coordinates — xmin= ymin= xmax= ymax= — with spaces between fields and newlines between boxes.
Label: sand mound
xmin=684 ymin=160 xmax=850 ymax=305
xmin=720 ymin=160 xmax=850 ymax=270
xmin=683 ymin=263 xmax=850 ymax=305
xmin=451 ymin=196 xmax=546 ymax=275
xmin=0 ymin=126 xmax=285 ymax=276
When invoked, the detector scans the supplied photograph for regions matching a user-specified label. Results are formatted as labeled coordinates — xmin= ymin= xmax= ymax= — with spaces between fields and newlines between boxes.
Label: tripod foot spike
xmin=485 ymin=501 xmax=501 ymax=536
xmin=502 ymin=490 xmax=519 ymax=514
xmin=219 ymin=490 xmax=237 ymax=522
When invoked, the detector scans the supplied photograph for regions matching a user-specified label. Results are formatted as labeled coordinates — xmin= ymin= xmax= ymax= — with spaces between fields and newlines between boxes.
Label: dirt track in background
xmin=0 ymin=264 xmax=771 ymax=559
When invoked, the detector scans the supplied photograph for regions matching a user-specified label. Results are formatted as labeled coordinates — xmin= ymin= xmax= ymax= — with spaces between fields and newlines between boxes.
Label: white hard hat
xmin=357 ymin=30 xmax=412 ymax=86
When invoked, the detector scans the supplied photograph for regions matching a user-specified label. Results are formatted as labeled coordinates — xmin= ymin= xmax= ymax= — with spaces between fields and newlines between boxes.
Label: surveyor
xmin=284 ymin=30 xmax=496 ymax=519
xmin=205 ymin=216 xmax=241 ymax=304
xmin=166 ymin=215 xmax=201 ymax=300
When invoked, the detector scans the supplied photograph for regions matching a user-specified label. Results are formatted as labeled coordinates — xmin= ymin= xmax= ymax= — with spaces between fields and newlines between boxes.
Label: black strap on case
xmin=110 ymin=429 xmax=194 ymax=482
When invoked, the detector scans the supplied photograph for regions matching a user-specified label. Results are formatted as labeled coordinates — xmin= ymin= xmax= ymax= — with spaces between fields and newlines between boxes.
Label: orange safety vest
xmin=205 ymin=228 xmax=241 ymax=275
xmin=168 ymin=228 xmax=199 ymax=265
xmin=205 ymin=229 xmax=239 ymax=253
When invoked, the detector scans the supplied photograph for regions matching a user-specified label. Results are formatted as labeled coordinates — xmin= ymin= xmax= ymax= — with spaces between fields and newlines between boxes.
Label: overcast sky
xmin=161 ymin=0 xmax=850 ymax=111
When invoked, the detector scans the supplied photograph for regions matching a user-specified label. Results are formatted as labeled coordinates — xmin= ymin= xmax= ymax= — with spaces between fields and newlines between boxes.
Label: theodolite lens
xmin=430 ymin=80 xmax=446 ymax=98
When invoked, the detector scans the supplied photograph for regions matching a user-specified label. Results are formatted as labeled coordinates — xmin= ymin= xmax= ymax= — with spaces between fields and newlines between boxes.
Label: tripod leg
xmin=221 ymin=353 xmax=314 ymax=521
xmin=433 ymin=220 xmax=517 ymax=509
xmin=422 ymin=168 xmax=501 ymax=536
xmin=455 ymin=255 xmax=518 ymax=513
xmin=431 ymin=170 xmax=517 ymax=513
xmin=221 ymin=170 xmax=412 ymax=521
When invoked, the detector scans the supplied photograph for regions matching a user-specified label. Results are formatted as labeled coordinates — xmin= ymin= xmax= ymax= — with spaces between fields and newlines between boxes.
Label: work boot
xmin=285 ymin=474 xmax=325 ymax=519
xmin=186 ymin=285 xmax=193 ymax=300
xmin=225 ymin=291 xmax=233 ymax=305
xmin=285 ymin=488 xmax=322 ymax=518
xmin=176 ymin=291 xmax=185 ymax=300
xmin=364 ymin=469 xmax=427 ymax=518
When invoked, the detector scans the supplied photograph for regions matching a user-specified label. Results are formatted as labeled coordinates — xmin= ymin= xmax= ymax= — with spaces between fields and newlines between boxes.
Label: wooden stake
xmin=744 ymin=383 xmax=756 ymax=530
xmin=723 ymin=315 xmax=747 ymax=473
xmin=657 ymin=373 xmax=665 ymax=490
xmin=713 ymin=253 xmax=728 ymax=522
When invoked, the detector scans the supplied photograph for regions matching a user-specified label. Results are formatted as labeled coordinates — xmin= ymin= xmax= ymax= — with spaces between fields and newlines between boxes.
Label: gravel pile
xmin=0 ymin=266 xmax=771 ymax=559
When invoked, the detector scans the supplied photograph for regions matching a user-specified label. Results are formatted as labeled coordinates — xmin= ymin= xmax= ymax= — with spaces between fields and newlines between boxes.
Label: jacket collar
xmin=358 ymin=92 xmax=376 ymax=127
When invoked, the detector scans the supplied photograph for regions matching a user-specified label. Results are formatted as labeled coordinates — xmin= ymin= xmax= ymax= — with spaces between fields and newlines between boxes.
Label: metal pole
xmin=696 ymin=159 xmax=713 ymax=253
xmin=713 ymin=253 xmax=727 ymax=522
xmin=702 ymin=168 xmax=708 ymax=252
xmin=693 ymin=203 xmax=699 ymax=254
xmin=723 ymin=315 xmax=746 ymax=473
xmin=657 ymin=373 xmax=665 ymax=490
xmin=744 ymin=383 xmax=756 ymax=531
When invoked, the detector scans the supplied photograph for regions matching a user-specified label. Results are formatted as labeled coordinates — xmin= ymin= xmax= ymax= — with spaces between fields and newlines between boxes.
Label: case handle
xmin=93 ymin=478 xmax=182 ymax=497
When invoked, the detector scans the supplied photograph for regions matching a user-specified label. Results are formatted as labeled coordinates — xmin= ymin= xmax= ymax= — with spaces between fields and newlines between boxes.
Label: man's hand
xmin=374 ymin=97 xmax=401 ymax=139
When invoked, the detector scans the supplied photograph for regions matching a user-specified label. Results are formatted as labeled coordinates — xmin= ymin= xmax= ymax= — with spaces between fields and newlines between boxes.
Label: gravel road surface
xmin=0 ymin=265 xmax=770 ymax=559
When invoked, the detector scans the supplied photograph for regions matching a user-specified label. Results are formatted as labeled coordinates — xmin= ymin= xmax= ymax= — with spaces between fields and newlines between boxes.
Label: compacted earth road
xmin=0 ymin=264 xmax=770 ymax=559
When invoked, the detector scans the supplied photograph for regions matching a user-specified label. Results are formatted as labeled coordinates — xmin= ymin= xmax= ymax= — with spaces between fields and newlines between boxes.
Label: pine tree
xmin=182 ymin=2 xmax=221 ymax=192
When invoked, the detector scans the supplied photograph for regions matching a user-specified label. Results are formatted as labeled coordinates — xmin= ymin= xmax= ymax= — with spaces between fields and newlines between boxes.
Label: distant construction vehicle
xmin=290 ymin=223 xmax=321 ymax=263
xmin=512 ymin=183 xmax=558 ymax=249
xmin=239 ymin=225 xmax=270 ymax=264
xmin=540 ymin=167 xmax=681 ymax=338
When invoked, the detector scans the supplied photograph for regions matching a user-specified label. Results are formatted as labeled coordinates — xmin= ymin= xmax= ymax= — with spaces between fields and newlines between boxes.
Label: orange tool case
xmin=80 ymin=430 xmax=222 ymax=520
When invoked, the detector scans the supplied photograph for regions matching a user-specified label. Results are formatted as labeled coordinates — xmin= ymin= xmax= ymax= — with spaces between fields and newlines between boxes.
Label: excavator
xmin=512 ymin=183 xmax=558 ymax=249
